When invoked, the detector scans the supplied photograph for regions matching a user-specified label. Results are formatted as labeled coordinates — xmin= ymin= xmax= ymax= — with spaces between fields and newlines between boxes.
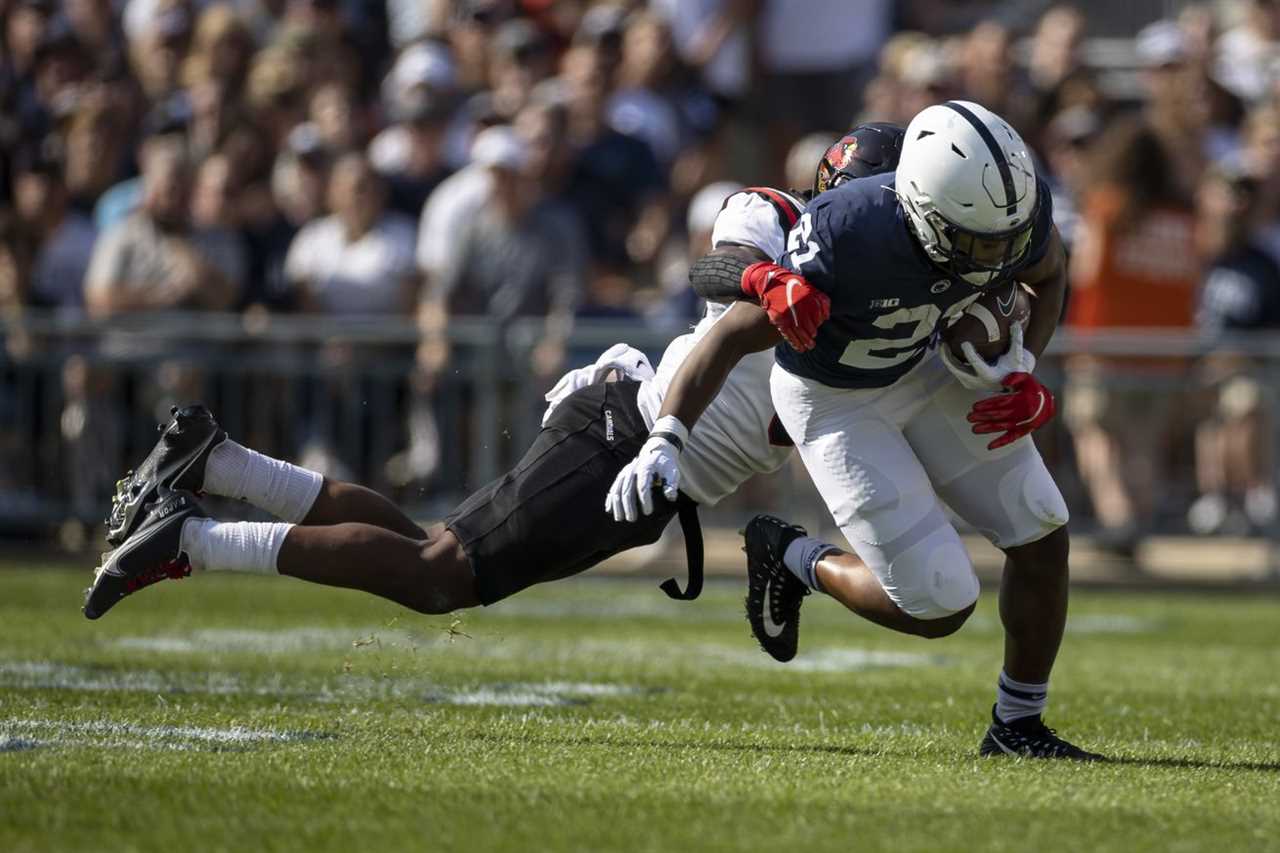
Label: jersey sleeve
xmin=711 ymin=191 xmax=791 ymax=260
xmin=778 ymin=195 xmax=842 ymax=293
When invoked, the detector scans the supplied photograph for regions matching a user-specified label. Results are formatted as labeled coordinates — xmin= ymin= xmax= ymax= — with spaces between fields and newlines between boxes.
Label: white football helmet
xmin=895 ymin=101 xmax=1039 ymax=287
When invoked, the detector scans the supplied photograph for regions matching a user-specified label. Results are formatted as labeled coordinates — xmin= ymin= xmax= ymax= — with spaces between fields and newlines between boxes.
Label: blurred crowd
xmin=3 ymin=0 xmax=1280 ymax=548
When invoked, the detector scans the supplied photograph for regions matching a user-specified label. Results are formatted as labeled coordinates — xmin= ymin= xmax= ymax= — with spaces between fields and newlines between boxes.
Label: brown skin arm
xmin=1017 ymin=225 xmax=1067 ymax=361
xmin=657 ymin=301 xmax=781 ymax=430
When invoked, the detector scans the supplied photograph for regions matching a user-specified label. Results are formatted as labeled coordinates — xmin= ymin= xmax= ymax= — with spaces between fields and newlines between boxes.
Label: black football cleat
xmin=106 ymin=405 xmax=225 ymax=547
xmin=85 ymin=489 xmax=203 ymax=620
xmin=979 ymin=706 xmax=1106 ymax=761
xmin=743 ymin=514 xmax=811 ymax=662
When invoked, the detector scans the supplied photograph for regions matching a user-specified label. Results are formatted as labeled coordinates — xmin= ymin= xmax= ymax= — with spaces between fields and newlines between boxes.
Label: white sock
xmin=996 ymin=670 xmax=1048 ymax=723
xmin=203 ymin=439 xmax=323 ymax=523
xmin=782 ymin=536 xmax=838 ymax=591
xmin=179 ymin=518 xmax=292 ymax=575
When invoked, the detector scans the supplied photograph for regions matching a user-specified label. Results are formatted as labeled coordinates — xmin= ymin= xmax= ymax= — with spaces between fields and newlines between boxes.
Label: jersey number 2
xmin=838 ymin=305 xmax=941 ymax=370
xmin=787 ymin=212 xmax=820 ymax=268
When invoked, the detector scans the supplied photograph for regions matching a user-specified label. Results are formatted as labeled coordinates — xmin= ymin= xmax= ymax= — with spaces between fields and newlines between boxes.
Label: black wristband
xmin=650 ymin=430 xmax=684 ymax=453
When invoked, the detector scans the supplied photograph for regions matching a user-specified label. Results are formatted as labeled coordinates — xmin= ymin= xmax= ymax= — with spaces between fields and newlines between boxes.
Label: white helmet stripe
xmin=943 ymin=101 xmax=1017 ymax=215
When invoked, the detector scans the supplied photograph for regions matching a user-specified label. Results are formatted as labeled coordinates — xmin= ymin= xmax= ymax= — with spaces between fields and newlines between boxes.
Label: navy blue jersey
xmin=775 ymin=172 xmax=1055 ymax=389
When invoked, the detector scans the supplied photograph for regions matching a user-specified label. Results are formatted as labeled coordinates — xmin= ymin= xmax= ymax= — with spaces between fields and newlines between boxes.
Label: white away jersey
xmin=636 ymin=188 xmax=804 ymax=505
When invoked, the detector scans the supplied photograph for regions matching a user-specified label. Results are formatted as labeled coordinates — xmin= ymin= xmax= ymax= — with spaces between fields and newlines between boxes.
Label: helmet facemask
xmin=900 ymin=183 xmax=1038 ymax=288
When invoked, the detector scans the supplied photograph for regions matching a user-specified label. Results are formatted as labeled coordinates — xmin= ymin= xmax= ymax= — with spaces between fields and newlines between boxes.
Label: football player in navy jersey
xmin=610 ymin=102 xmax=1102 ymax=760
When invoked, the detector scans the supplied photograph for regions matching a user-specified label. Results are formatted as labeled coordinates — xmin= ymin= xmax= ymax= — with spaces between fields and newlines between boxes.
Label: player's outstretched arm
xmin=604 ymin=303 xmax=779 ymax=522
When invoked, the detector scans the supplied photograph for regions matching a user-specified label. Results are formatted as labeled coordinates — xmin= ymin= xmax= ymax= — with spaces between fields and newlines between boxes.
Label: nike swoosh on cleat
xmin=760 ymin=576 xmax=787 ymax=639
xmin=988 ymin=731 xmax=1020 ymax=756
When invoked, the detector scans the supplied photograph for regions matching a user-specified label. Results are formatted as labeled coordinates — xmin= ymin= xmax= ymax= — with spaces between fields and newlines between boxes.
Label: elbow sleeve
xmin=689 ymin=252 xmax=753 ymax=303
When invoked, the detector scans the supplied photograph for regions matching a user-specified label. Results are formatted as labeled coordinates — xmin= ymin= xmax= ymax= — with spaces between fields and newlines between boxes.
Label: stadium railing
xmin=2 ymin=310 xmax=1278 ymax=546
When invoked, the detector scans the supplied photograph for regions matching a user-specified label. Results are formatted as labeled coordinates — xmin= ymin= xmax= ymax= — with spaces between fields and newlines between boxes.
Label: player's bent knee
xmin=405 ymin=531 xmax=480 ymax=614
xmin=888 ymin=530 xmax=981 ymax=622
xmin=910 ymin=601 xmax=976 ymax=639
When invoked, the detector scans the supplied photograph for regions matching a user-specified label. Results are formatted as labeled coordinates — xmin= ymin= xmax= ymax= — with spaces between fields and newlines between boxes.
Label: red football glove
xmin=740 ymin=262 xmax=831 ymax=351
xmin=967 ymin=372 xmax=1056 ymax=450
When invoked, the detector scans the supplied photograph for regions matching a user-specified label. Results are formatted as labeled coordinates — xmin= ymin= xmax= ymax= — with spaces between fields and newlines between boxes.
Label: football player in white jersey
xmin=611 ymin=103 xmax=1103 ymax=760
xmin=82 ymin=125 xmax=900 ymax=626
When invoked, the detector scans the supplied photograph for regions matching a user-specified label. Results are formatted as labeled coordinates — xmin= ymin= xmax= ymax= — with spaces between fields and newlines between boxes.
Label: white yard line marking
xmin=0 ymin=718 xmax=330 ymax=752
xmin=0 ymin=661 xmax=651 ymax=708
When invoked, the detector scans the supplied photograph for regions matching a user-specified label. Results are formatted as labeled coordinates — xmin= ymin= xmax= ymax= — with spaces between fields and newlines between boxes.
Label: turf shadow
xmin=1103 ymin=755 xmax=1280 ymax=773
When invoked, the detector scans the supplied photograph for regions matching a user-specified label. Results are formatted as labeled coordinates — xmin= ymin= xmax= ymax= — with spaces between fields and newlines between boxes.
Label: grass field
xmin=2 ymin=559 xmax=1279 ymax=853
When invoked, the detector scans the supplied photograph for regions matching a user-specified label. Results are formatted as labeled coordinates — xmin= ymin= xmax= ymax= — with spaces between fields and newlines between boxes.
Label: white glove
xmin=940 ymin=322 xmax=1037 ymax=391
xmin=604 ymin=415 xmax=688 ymax=523
xmin=542 ymin=344 xmax=655 ymax=426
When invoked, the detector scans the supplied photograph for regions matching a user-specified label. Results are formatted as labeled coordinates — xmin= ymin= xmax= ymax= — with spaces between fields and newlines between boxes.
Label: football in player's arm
xmin=633 ymin=210 xmax=1068 ymax=509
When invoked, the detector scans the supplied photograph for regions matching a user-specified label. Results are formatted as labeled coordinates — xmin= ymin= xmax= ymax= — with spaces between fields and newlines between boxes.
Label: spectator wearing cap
xmin=11 ymin=143 xmax=97 ymax=312
xmin=84 ymin=136 xmax=242 ymax=318
xmin=383 ymin=41 xmax=458 ymax=109
xmin=371 ymin=91 xmax=457 ymax=219
xmin=284 ymin=152 xmax=418 ymax=316
xmin=420 ymin=125 xmax=586 ymax=381
xmin=1189 ymin=161 xmax=1280 ymax=534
